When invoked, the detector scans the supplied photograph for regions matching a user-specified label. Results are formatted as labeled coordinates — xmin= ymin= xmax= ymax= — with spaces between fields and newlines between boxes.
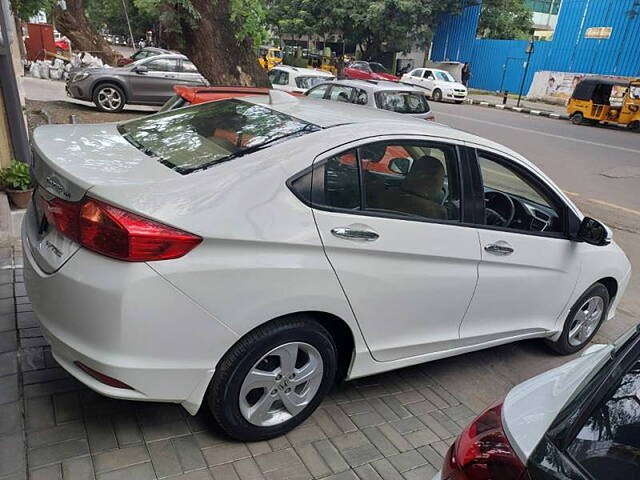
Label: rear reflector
xmin=43 ymin=197 xmax=202 ymax=262
xmin=74 ymin=362 xmax=134 ymax=390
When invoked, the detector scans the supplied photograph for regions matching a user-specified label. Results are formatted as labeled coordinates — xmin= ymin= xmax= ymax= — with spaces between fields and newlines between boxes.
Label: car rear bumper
xmin=22 ymin=226 xmax=238 ymax=413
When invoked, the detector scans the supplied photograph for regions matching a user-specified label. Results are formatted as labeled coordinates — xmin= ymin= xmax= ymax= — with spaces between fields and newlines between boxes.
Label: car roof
xmin=142 ymin=47 xmax=172 ymax=54
xmin=328 ymin=79 xmax=423 ymax=92
xmin=140 ymin=53 xmax=187 ymax=61
xmin=273 ymin=65 xmax=334 ymax=77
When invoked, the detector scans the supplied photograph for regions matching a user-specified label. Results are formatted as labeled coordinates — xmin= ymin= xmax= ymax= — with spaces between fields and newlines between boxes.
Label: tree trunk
xmin=179 ymin=0 xmax=269 ymax=87
xmin=53 ymin=0 xmax=120 ymax=65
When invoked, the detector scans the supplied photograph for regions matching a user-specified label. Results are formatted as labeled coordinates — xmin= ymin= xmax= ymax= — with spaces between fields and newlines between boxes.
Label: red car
xmin=160 ymin=85 xmax=298 ymax=111
xmin=55 ymin=39 xmax=70 ymax=53
xmin=343 ymin=61 xmax=399 ymax=81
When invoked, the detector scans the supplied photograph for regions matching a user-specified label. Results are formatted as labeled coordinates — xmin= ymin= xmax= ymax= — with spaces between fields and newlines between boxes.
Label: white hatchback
xmin=401 ymin=68 xmax=468 ymax=103
xmin=23 ymin=93 xmax=630 ymax=441
xmin=268 ymin=65 xmax=335 ymax=94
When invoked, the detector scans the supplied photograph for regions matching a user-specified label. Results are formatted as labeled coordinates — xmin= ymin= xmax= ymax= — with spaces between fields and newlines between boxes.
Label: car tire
xmin=206 ymin=315 xmax=338 ymax=441
xmin=93 ymin=83 xmax=126 ymax=113
xmin=455 ymin=100 xmax=464 ymax=104
xmin=545 ymin=283 xmax=610 ymax=355
xmin=629 ymin=121 xmax=640 ymax=131
xmin=571 ymin=112 xmax=584 ymax=125
xmin=432 ymin=89 xmax=443 ymax=102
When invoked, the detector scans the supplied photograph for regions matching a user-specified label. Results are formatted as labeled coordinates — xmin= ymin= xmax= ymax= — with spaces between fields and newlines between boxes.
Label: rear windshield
xmin=295 ymin=76 xmax=333 ymax=89
xmin=374 ymin=91 xmax=430 ymax=114
xmin=118 ymin=99 xmax=318 ymax=174
xmin=369 ymin=63 xmax=388 ymax=73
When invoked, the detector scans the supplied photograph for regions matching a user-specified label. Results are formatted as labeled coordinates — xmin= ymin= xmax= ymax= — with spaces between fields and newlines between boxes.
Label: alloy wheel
xmin=97 ymin=87 xmax=123 ymax=111
xmin=239 ymin=342 xmax=323 ymax=427
xmin=568 ymin=296 xmax=604 ymax=346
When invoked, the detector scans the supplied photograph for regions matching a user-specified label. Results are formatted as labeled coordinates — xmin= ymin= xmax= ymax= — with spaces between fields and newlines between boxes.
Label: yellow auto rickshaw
xmin=258 ymin=46 xmax=283 ymax=70
xmin=567 ymin=77 xmax=640 ymax=131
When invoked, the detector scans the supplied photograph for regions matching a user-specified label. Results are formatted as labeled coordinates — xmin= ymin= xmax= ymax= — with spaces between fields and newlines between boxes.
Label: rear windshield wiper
xmin=186 ymin=124 xmax=320 ymax=174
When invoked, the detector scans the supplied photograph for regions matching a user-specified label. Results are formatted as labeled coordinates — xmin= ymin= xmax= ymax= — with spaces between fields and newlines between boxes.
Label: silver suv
xmin=66 ymin=54 xmax=207 ymax=113
xmin=305 ymin=79 xmax=434 ymax=120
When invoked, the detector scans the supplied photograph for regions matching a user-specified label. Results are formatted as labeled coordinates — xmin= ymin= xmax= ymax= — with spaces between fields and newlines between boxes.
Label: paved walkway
xmin=467 ymin=93 xmax=568 ymax=116
xmin=1 ymin=250 xmax=478 ymax=480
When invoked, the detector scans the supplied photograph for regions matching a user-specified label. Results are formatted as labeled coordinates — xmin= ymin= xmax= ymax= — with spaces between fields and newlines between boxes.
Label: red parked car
xmin=343 ymin=61 xmax=399 ymax=81
xmin=160 ymin=85 xmax=299 ymax=111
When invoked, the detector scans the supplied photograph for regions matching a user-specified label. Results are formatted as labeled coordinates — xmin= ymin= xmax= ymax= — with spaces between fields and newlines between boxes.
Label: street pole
xmin=121 ymin=0 xmax=135 ymax=49
xmin=517 ymin=40 xmax=534 ymax=108
xmin=0 ymin=0 xmax=31 ymax=165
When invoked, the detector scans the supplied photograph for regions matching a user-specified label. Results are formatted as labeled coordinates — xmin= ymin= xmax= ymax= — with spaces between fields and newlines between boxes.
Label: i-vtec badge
xmin=45 ymin=175 xmax=71 ymax=199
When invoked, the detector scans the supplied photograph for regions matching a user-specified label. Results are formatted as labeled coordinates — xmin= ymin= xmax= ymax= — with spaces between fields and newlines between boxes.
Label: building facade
xmin=431 ymin=0 xmax=640 ymax=93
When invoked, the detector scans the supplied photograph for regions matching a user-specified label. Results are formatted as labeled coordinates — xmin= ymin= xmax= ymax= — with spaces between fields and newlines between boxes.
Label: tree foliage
xmin=477 ymin=0 xmax=533 ymax=40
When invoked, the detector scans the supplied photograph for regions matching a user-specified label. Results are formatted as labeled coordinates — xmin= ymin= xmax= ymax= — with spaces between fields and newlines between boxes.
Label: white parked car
xmin=401 ymin=68 xmax=468 ymax=103
xmin=24 ymin=93 xmax=630 ymax=441
xmin=437 ymin=326 xmax=640 ymax=480
xmin=305 ymin=79 xmax=435 ymax=120
xmin=268 ymin=65 xmax=335 ymax=94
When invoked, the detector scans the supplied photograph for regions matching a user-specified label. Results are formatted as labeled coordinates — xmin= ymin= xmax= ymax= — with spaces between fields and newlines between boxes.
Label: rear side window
xmin=306 ymin=84 xmax=329 ymax=99
xmin=269 ymin=70 xmax=289 ymax=86
xmin=567 ymin=355 xmax=640 ymax=480
xmin=374 ymin=91 xmax=430 ymax=114
xmin=311 ymin=151 xmax=360 ymax=209
xmin=328 ymin=86 xmax=354 ymax=103
xmin=295 ymin=76 xmax=333 ymax=89
xmin=182 ymin=61 xmax=198 ymax=73
xmin=146 ymin=59 xmax=179 ymax=72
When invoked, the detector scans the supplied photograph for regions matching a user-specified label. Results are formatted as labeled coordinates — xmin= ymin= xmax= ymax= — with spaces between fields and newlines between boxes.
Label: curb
xmin=465 ymin=98 xmax=570 ymax=120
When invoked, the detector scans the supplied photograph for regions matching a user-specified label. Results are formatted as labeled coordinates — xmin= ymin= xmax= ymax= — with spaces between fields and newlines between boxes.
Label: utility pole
xmin=517 ymin=40 xmax=534 ymax=108
xmin=121 ymin=0 xmax=135 ymax=49
xmin=0 ymin=0 xmax=31 ymax=165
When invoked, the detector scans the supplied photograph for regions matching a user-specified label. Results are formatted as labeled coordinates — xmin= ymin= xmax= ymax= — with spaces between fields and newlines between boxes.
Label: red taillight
xmin=425 ymin=115 xmax=436 ymax=121
xmin=442 ymin=403 xmax=526 ymax=480
xmin=43 ymin=197 xmax=201 ymax=262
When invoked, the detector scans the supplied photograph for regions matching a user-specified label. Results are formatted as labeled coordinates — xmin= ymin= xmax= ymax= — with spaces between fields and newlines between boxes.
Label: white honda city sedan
xmin=23 ymin=92 xmax=630 ymax=441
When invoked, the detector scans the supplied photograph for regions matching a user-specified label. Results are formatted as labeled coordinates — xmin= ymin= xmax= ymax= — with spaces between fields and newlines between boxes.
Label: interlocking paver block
xmin=28 ymin=438 xmax=89 ymax=468
xmin=321 ymin=470 xmax=358 ymax=480
xmin=393 ymin=392 xmax=424 ymax=406
xmin=369 ymin=458 xmax=403 ymax=480
xmin=367 ymin=398 xmax=400 ymax=423
xmin=354 ymin=463 xmax=383 ymax=480
xmin=416 ymin=413 xmax=453 ymax=441
xmin=86 ymin=416 xmax=118 ymax=453
xmin=25 ymin=396 xmax=55 ymax=430
xmin=28 ymin=422 xmax=85 ymax=449
xmin=405 ymin=428 xmax=439 ymax=449
xmin=294 ymin=443 xmax=332 ymax=478
xmin=401 ymin=464 xmax=437 ymax=480
xmin=232 ymin=457 xmax=265 ymax=480
xmin=194 ymin=430 xmax=226 ymax=449
xmin=443 ymin=404 xmax=474 ymax=421
xmin=285 ymin=423 xmax=326 ymax=446
xmin=141 ymin=419 xmax=190 ymax=442
xmin=0 ymin=351 xmax=17 ymax=376
xmin=52 ymin=392 xmax=82 ymax=424
xmin=203 ymin=443 xmax=252 ymax=467
xmin=96 ymin=462 xmax=156 ymax=480
xmin=351 ymin=411 xmax=386 ymax=429
xmin=266 ymin=435 xmax=291 ymax=451
xmin=253 ymin=447 xmax=301 ymax=473
xmin=0 ymin=373 xmax=18 ymax=404
xmin=323 ymin=405 xmax=357 ymax=433
xmin=209 ymin=463 xmax=240 ymax=480
xmin=262 ymin=463 xmax=311 ymax=480
xmin=173 ymin=435 xmax=207 ymax=471
xmin=62 ymin=456 xmax=95 ymax=480
xmin=246 ymin=441 xmax=271 ymax=456
xmin=312 ymin=439 xmax=349 ymax=474
xmin=0 ymin=433 xmax=26 ymax=476
xmin=389 ymin=417 xmax=425 ymax=435
xmin=361 ymin=427 xmax=399 ymax=457
xmin=93 ymin=445 xmax=150 ymax=474
xmin=0 ymin=400 xmax=21 ymax=435
xmin=405 ymin=400 xmax=437 ymax=416
xmin=148 ymin=439 xmax=183 ymax=478
xmin=429 ymin=386 xmax=459 ymax=407
xmin=416 ymin=445 xmax=443 ymax=468
xmin=310 ymin=409 xmax=342 ymax=437
xmin=379 ymin=397 xmax=411 ymax=420
xmin=375 ymin=424 xmax=413 ymax=453
xmin=112 ymin=412 xmax=143 ymax=446
xmin=386 ymin=451 xmax=427 ymax=473
xmin=174 ymin=470 xmax=214 ymax=480
xmin=341 ymin=444 xmax=383 ymax=468
xmin=30 ymin=464 xmax=62 ymax=480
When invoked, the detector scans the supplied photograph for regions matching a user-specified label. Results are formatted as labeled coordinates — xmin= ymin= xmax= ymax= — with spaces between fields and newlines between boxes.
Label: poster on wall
xmin=527 ymin=71 xmax=634 ymax=103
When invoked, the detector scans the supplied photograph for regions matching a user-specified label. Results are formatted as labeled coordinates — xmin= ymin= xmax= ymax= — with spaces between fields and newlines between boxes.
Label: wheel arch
xmin=597 ymin=276 xmax=618 ymax=304
xmin=91 ymin=79 xmax=129 ymax=103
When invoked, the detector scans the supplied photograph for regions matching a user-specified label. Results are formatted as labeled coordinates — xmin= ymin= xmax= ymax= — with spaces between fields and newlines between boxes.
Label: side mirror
xmin=388 ymin=157 xmax=412 ymax=175
xmin=134 ymin=65 xmax=148 ymax=74
xmin=577 ymin=217 xmax=611 ymax=246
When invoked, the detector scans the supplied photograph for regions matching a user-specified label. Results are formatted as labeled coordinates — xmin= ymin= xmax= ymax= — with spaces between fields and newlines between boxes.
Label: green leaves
xmin=1 ymin=161 xmax=32 ymax=191
xmin=478 ymin=0 xmax=533 ymax=40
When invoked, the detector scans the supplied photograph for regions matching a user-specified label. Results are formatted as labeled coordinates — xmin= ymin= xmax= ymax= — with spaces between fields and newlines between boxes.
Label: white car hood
xmin=434 ymin=80 xmax=466 ymax=90
xmin=502 ymin=344 xmax=613 ymax=462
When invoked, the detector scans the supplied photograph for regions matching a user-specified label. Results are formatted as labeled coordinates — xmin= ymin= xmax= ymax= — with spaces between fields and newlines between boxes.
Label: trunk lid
xmin=26 ymin=123 xmax=178 ymax=273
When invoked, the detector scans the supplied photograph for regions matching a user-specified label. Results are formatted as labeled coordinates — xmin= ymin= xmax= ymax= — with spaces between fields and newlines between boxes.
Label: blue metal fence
xmin=431 ymin=0 xmax=640 ymax=92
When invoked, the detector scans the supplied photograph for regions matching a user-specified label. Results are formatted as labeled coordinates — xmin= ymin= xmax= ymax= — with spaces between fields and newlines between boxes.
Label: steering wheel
xmin=485 ymin=191 xmax=515 ymax=227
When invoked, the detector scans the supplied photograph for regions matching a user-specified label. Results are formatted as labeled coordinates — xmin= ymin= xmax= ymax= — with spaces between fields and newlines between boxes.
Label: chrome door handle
xmin=484 ymin=242 xmax=514 ymax=256
xmin=331 ymin=227 xmax=379 ymax=242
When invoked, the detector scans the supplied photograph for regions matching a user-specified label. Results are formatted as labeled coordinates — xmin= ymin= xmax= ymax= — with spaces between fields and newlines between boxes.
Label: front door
xmin=460 ymin=148 xmax=580 ymax=342
xmin=311 ymin=139 xmax=481 ymax=362
xmin=129 ymin=57 xmax=181 ymax=104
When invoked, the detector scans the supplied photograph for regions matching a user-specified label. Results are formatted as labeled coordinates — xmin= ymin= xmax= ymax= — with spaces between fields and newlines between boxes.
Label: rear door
xmin=177 ymin=59 xmax=207 ymax=87
xmin=309 ymin=137 xmax=481 ymax=362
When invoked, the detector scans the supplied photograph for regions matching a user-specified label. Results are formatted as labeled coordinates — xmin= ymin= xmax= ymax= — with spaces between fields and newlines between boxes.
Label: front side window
xmin=478 ymin=151 xmax=562 ymax=233
xmin=410 ymin=69 xmax=424 ymax=78
xmin=268 ymin=70 xmax=289 ymax=86
xmin=145 ymin=58 xmax=179 ymax=72
xmin=375 ymin=91 xmax=430 ymax=114
xmin=354 ymin=89 xmax=368 ymax=105
xmin=567 ymin=355 xmax=640 ymax=480
xmin=328 ymin=86 xmax=354 ymax=103
xmin=118 ymin=99 xmax=318 ymax=174
xmin=306 ymin=84 xmax=330 ymax=99
xmin=424 ymin=70 xmax=434 ymax=79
